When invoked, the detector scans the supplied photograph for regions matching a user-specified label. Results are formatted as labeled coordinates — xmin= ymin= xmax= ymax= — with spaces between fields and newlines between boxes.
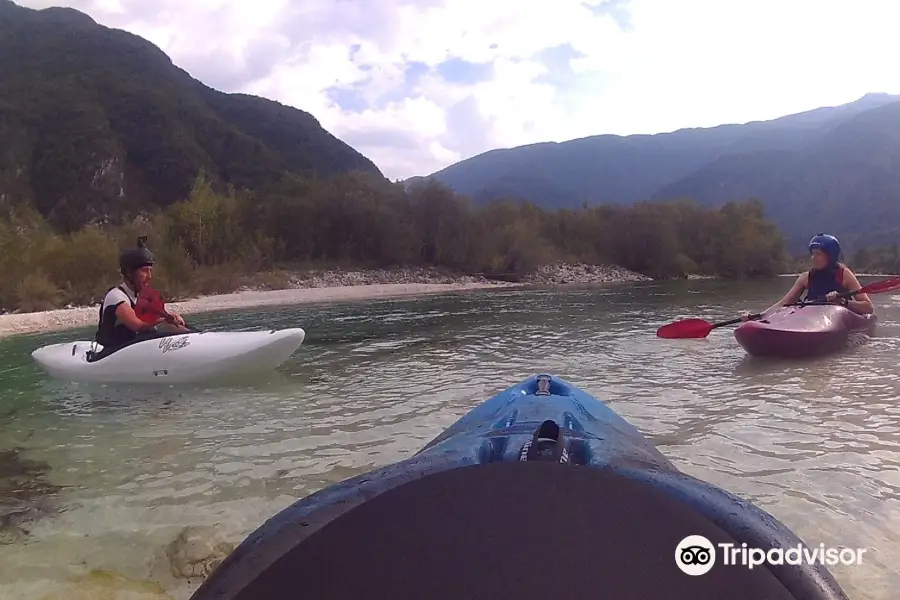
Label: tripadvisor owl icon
xmin=675 ymin=535 xmax=716 ymax=576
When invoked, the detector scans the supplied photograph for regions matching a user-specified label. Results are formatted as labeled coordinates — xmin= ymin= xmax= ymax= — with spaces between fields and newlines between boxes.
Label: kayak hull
xmin=734 ymin=305 xmax=876 ymax=359
xmin=30 ymin=328 xmax=306 ymax=383
xmin=191 ymin=374 xmax=848 ymax=600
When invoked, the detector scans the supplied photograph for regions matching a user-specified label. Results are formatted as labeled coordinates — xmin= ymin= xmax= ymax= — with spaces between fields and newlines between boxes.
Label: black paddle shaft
xmin=717 ymin=313 xmax=761 ymax=328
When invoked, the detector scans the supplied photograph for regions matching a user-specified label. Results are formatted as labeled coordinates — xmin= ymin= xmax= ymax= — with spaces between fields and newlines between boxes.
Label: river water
xmin=0 ymin=278 xmax=898 ymax=599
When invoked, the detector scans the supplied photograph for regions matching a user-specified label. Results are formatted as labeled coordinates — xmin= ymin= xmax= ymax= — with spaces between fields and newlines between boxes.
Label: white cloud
xmin=15 ymin=0 xmax=900 ymax=179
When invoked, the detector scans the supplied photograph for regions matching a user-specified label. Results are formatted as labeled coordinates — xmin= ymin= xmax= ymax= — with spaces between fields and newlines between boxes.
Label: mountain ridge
xmin=411 ymin=92 xmax=900 ymax=251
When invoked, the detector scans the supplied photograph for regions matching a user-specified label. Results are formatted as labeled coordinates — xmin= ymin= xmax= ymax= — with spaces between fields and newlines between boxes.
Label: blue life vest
xmin=804 ymin=265 xmax=848 ymax=301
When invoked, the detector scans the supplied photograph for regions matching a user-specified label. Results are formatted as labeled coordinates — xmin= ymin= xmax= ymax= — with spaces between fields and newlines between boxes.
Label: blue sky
xmin=18 ymin=0 xmax=900 ymax=180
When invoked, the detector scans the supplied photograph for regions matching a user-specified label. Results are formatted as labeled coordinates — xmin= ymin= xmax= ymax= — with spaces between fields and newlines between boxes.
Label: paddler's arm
xmin=158 ymin=322 xmax=193 ymax=334
xmin=115 ymin=303 xmax=166 ymax=332
xmin=158 ymin=309 xmax=191 ymax=333
xmin=839 ymin=270 xmax=874 ymax=315
xmin=166 ymin=309 xmax=187 ymax=328
xmin=740 ymin=274 xmax=806 ymax=321
xmin=763 ymin=272 xmax=807 ymax=315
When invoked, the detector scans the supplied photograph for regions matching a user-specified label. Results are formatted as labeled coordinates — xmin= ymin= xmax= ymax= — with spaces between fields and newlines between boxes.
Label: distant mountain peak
xmin=850 ymin=91 xmax=900 ymax=109
xmin=858 ymin=91 xmax=898 ymax=100
xmin=38 ymin=6 xmax=98 ymax=27
xmin=0 ymin=0 xmax=96 ymax=26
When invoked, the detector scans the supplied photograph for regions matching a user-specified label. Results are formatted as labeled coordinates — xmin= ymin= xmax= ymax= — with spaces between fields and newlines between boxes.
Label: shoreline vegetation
xmin=785 ymin=250 xmax=900 ymax=276
xmin=3 ymin=169 xmax=896 ymax=338
xmin=1 ymin=171 xmax=787 ymax=315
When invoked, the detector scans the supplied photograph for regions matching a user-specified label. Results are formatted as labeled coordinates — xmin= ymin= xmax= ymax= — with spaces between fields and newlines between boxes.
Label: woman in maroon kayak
xmin=741 ymin=233 xmax=873 ymax=321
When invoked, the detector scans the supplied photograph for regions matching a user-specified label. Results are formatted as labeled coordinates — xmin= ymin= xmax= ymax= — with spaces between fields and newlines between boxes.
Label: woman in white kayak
xmin=94 ymin=237 xmax=189 ymax=352
xmin=741 ymin=233 xmax=873 ymax=321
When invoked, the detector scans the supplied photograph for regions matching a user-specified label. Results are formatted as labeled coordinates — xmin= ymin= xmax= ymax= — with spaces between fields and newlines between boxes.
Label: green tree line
xmin=786 ymin=245 xmax=900 ymax=275
xmin=0 ymin=171 xmax=787 ymax=313
xmin=850 ymin=245 xmax=900 ymax=274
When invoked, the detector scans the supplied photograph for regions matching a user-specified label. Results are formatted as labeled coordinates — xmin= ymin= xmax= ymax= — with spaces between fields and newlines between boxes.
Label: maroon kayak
xmin=734 ymin=304 xmax=876 ymax=359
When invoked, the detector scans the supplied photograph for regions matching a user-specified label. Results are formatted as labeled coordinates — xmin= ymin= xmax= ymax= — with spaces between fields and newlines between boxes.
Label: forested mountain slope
xmin=0 ymin=0 xmax=381 ymax=230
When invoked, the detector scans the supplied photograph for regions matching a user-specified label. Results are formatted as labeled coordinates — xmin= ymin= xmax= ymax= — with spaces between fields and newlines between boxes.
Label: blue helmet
xmin=808 ymin=233 xmax=841 ymax=264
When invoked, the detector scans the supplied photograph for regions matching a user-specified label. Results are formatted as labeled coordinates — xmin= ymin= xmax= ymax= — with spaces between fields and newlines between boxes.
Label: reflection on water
xmin=0 ymin=279 xmax=899 ymax=598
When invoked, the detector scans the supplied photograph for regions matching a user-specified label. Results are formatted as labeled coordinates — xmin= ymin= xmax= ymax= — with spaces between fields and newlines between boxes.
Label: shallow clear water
xmin=1 ymin=278 xmax=899 ymax=598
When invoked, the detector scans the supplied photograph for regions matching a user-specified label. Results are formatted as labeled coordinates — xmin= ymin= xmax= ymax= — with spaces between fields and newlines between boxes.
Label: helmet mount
xmin=119 ymin=236 xmax=155 ymax=277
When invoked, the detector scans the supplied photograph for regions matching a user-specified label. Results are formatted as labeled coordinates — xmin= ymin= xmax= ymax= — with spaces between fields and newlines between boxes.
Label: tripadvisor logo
xmin=675 ymin=535 xmax=716 ymax=575
xmin=675 ymin=535 xmax=866 ymax=576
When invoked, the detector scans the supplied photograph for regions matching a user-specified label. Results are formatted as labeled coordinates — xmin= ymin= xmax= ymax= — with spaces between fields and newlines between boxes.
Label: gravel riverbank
xmin=0 ymin=264 xmax=649 ymax=338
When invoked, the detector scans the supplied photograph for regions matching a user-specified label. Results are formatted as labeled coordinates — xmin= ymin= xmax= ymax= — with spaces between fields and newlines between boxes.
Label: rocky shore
xmin=522 ymin=263 xmax=651 ymax=285
xmin=237 ymin=264 xmax=651 ymax=291
xmin=261 ymin=266 xmax=499 ymax=289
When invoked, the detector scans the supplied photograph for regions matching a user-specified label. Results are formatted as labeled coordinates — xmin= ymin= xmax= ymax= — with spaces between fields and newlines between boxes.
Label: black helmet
xmin=119 ymin=236 xmax=154 ymax=273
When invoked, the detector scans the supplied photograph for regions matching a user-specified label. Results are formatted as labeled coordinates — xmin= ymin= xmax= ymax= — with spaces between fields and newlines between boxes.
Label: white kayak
xmin=31 ymin=328 xmax=306 ymax=384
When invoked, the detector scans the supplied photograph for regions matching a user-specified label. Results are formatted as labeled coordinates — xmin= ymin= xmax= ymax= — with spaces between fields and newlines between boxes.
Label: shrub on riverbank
xmin=849 ymin=245 xmax=900 ymax=274
xmin=784 ymin=244 xmax=900 ymax=275
xmin=0 ymin=172 xmax=787 ymax=312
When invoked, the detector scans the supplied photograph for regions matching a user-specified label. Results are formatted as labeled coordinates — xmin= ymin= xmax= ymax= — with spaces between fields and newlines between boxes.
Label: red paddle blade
xmin=656 ymin=318 xmax=716 ymax=339
xmin=858 ymin=275 xmax=900 ymax=296
xmin=135 ymin=287 xmax=167 ymax=324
